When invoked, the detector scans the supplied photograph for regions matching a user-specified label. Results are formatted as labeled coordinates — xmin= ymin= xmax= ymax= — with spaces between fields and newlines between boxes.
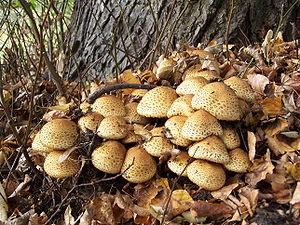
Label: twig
xmin=86 ymin=83 xmax=157 ymax=104
xmin=225 ymin=0 xmax=235 ymax=62
xmin=148 ymin=0 xmax=177 ymax=69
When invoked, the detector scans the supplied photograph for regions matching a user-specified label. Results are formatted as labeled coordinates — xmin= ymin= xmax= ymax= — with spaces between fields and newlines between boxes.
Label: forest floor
xmin=1 ymin=36 xmax=300 ymax=225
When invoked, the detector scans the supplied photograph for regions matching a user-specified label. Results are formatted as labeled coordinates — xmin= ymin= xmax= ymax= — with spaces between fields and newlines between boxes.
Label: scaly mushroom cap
xmin=39 ymin=119 xmax=78 ymax=150
xmin=219 ymin=127 xmax=241 ymax=150
xmin=31 ymin=132 xmax=54 ymax=152
xmin=188 ymin=136 xmax=230 ymax=164
xmin=184 ymin=64 xmax=221 ymax=80
xmin=130 ymin=89 xmax=148 ymax=97
xmin=192 ymin=82 xmax=243 ymax=121
xmin=124 ymin=102 xmax=151 ymax=125
xmin=167 ymin=151 xmax=190 ymax=176
xmin=176 ymin=77 xmax=208 ymax=96
xmin=182 ymin=110 xmax=223 ymax=141
xmin=142 ymin=127 xmax=174 ymax=157
xmin=224 ymin=76 xmax=255 ymax=103
xmin=224 ymin=148 xmax=251 ymax=173
xmin=137 ymin=86 xmax=178 ymax=118
xmin=187 ymin=160 xmax=226 ymax=191
xmin=91 ymin=95 xmax=126 ymax=117
xmin=92 ymin=141 xmax=126 ymax=174
xmin=78 ymin=112 xmax=104 ymax=133
xmin=121 ymin=132 xmax=143 ymax=144
xmin=121 ymin=147 xmax=157 ymax=183
xmin=44 ymin=151 xmax=80 ymax=178
xmin=165 ymin=116 xmax=193 ymax=147
xmin=80 ymin=101 xmax=91 ymax=113
xmin=167 ymin=95 xmax=194 ymax=118
xmin=97 ymin=116 xmax=128 ymax=139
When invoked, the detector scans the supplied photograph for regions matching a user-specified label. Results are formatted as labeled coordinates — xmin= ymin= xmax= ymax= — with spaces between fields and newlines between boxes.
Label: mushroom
xmin=97 ymin=116 xmax=129 ymax=139
xmin=183 ymin=64 xmax=221 ymax=80
xmin=137 ymin=86 xmax=178 ymax=118
xmin=124 ymin=102 xmax=151 ymax=125
xmin=219 ymin=127 xmax=241 ymax=150
xmin=43 ymin=151 xmax=80 ymax=178
xmin=92 ymin=141 xmax=126 ymax=174
xmin=176 ymin=77 xmax=208 ymax=96
xmin=224 ymin=76 xmax=255 ymax=103
xmin=165 ymin=116 xmax=193 ymax=147
xmin=186 ymin=49 xmax=215 ymax=60
xmin=224 ymin=148 xmax=251 ymax=173
xmin=142 ymin=127 xmax=174 ymax=157
xmin=167 ymin=95 xmax=194 ymax=118
xmin=79 ymin=101 xmax=91 ymax=113
xmin=91 ymin=95 xmax=126 ymax=117
xmin=38 ymin=119 xmax=79 ymax=150
xmin=181 ymin=110 xmax=223 ymax=141
xmin=187 ymin=160 xmax=226 ymax=191
xmin=167 ymin=151 xmax=191 ymax=176
xmin=192 ymin=82 xmax=243 ymax=121
xmin=31 ymin=132 xmax=54 ymax=152
xmin=78 ymin=112 xmax=104 ymax=133
xmin=121 ymin=146 xmax=157 ymax=183
xmin=188 ymin=136 xmax=230 ymax=164
xmin=156 ymin=58 xmax=176 ymax=80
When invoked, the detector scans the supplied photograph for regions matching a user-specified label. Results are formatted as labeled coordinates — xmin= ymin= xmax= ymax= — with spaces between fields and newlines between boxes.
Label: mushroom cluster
xmin=31 ymin=49 xmax=254 ymax=191
xmin=31 ymin=119 xmax=80 ymax=178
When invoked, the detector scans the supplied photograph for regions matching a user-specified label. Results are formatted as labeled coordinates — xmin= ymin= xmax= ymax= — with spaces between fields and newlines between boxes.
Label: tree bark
xmin=64 ymin=0 xmax=300 ymax=81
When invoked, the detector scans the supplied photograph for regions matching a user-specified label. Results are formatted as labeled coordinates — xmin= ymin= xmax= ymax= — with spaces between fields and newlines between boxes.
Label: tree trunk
xmin=64 ymin=0 xmax=300 ymax=81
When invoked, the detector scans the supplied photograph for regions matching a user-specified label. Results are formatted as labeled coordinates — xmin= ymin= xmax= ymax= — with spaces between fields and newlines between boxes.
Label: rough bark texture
xmin=65 ymin=0 xmax=300 ymax=81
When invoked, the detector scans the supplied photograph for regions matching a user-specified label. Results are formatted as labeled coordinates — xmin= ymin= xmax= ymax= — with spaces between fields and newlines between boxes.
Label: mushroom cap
xmin=224 ymin=148 xmax=251 ymax=173
xmin=187 ymin=49 xmax=215 ymax=59
xmin=238 ymin=99 xmax=251 ymax=116
xmin=224 ymin=76 xmax=255 ymax=103
xmin=121 ymin=146 xmax=157 ymax=183
xmin=130 ymin=89 xmax=148 ymax=97
xmin=176 ymin=77 xmax=208 ymax=96
xmin=92 ymin=141 xmax=126 ymax=174
xmin=219 ymin=127 xmax=241 ymax=150
xmin=91 ymin=95 xmax=126 ymax=117
xmin=187 ymin=160 xmax=226 ymax=191
xmin=78 ymin=112 xmax=104 ymax=133
xmin=167 ymin=95 xmax=194 ymax=118
xmin=137 ymin=86 xmax=178 ymax=118
xmin=124 ymin=102 xmax=151 ymax=125
xmin=44 ymin=151 xmax=80 ymax=178
xmin=184 ymin=64 xmax=221 ymax=80
xmin=192 ymin=82 xmax=243 ymax=121
xmin=182 ymin=110 xmax=223 ymax=141
xmin=121 ymin=132 xmax=143 ymax=144
xmin=142 ymin=127 xmax=174 ymax=157
xmin=39 ymin=119 xmax=79 ymax=150
xmin=97 ymin=116 xmax=128 ymax=139
xmin=156 ymin=58 xmax=176 ymax=80
xmin=165 ymin=116 xmax=193 ymax=147
xmin=31 ymin=132 xmax=54 ymax=152
xmin=167 ymin=151 xmax=190 ymax=176
xmin=188 ymin=136 xmax=230 ymax=164
xmin=80 ymin=101 xmax=91 ymax=113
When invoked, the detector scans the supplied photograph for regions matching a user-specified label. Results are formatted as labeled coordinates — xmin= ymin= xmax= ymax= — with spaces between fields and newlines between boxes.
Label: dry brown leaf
xmin=284 ymin=162 xmax=300 ymax=181
xmin=267 ymin=135 xmax=296 ymax=155
xmin=291 ymin=182 xmax=300 ymax=205
xmin=211 ymin=183 xmax=240 ymax=201
xmin=57 ymin=147 xmax=79 ymax=163
xmin=245 ymin=150 xmax=274 ymax=186
xmin=190 ymin=200 xmax=234 ymax=217
xmin=261 ymin=97 xmax=285 ymax=116
xmin=263 ymin=117 xmax=289 ymax=136
xmin=118 ymin=69 xmax=141 ymax=94
xmin=247 ymin=73 xmax=269 ymax=94
xmin=90 ymin=195 xmax=116 ymax=225
xmin=247 ymin=131 xmax=256 ymax=162
xmin=42 ymin=110 xmax=68 ymax=122
xmin=238 ymin=186 xmax=259 ymax=216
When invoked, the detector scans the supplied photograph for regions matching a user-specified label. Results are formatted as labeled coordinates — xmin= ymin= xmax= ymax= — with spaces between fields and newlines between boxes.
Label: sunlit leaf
xmin=261 ymin=97 xmax=285 ymax=116
xmin=290 ymin=182 xmax=300 ymax=205
xmin=285 ymin=162 xmax=300 ymax=181
xmin=247 ymin=74 xmax=269 ymax=95
xmin=264 ymin=117 xmax=289 ymax=136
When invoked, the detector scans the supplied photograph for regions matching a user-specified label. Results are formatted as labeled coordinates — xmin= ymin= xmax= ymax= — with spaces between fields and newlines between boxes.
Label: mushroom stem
xmin=86 ymin=83 xmax=157 ymax=103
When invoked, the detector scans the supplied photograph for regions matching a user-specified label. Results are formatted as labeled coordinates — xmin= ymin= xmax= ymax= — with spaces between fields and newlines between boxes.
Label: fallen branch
xmin=86 ymin=83 xmax=157 ymax=104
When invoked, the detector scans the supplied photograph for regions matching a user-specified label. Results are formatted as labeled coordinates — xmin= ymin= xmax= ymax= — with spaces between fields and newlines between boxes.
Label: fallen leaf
xmin=263 ymin=117 xmax=289 ymax=136
xmin=238 ymin=186 xmax=259 ymax=216
xmin=245 ymin=150 xmax=274 ymax=186
xmin=64 ymin=205 xmax=75 ymax=225
xmin=211 ymin=183 xmax=240 ymax=201
xmin=118 ymin=69 xmax=141 ymax=94
xmin=247 ymin=74 xmax=269 ymax=95
xmin=290 ymin=182 xmax=300 ymax=205
xmin=247 ymin=131 xmax=256 ymax=162
xmin=261 ymin=97 xmax=285 ymax=116
xmin=190 ymin=200 xmax=233 ymax=217
xmin=267 ymin=135 xmax=296 ymax=155
xmin=284 ymin=162 xmax=300 ymax=181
